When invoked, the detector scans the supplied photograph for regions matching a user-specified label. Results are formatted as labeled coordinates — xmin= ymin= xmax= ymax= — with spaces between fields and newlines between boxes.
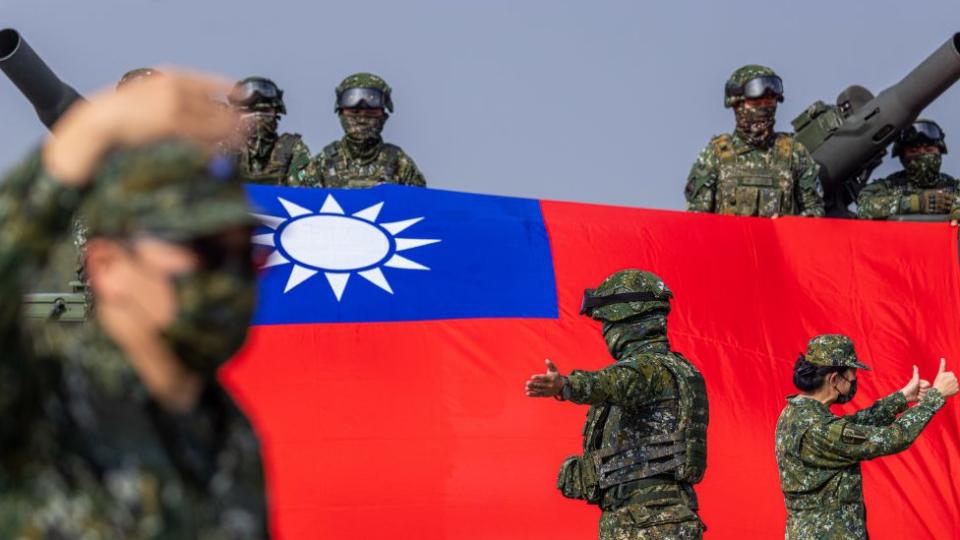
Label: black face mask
xmin=833 ymin=375 xmax=857 ymax=404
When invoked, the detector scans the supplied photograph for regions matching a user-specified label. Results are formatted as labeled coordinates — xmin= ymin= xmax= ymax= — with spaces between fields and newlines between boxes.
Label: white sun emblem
xmin=253 ymin=194 xmax=440 ymax=301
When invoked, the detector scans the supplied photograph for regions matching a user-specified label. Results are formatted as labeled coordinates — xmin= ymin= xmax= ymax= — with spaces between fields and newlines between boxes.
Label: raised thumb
xmin=545 ymin=359 xmax=559 ymax=373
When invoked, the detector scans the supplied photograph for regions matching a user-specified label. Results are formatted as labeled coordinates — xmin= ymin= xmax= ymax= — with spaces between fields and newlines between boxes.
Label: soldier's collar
xmin=731 ymin=132 xmax=774 ymax=154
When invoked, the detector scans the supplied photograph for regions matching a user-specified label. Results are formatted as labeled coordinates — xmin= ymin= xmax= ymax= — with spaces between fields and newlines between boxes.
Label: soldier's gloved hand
xmin=525 ymin=359 xmax=567 ymax=398
xmin=932 ymin=358 xmax=959 ymax=398
xmin=919 ymin=190 xmax=953 ymax=214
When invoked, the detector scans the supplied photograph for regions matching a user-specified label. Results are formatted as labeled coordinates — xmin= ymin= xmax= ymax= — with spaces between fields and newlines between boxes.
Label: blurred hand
xmin=900 ymin=365 xmax=930 ymax=403
xmin=44 ymin=69 xmax=236 ymax=186
xmin=525 ymin=359 xmax=565 ymax=398
xmin=932 ymin=358 xmax=959 ymax=398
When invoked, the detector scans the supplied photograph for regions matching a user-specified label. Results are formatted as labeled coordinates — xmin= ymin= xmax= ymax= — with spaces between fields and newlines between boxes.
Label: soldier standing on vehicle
xmin=685 ymin=65 xmax=824 ymax=217
xmin=0 ymin=72 xmax=268 ymax=538
xmin=857 ymin=119 xmax=960 ymax=220
xmin=525 ymin=269 xmax=708 ymax=540
xmin=293 ymin=72 xmax=426 ymax=188
xmin=227 ymin=76 xmax=312 ymax=185
xmin=775 ymin=334 xmax=957 ymax=539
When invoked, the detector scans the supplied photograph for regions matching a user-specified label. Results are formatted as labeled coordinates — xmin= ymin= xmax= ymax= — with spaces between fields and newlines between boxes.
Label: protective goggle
xmin=337 ymin=87 xmax=391 ymax=111
xmin=580 ymin=289 xmax=663 ymax=315
xmin=228 ymin=79 xmax=283 ymax=108
xmin=726 ymin=76 xmax=784 ymax=101
xmin=904 ymin=120 xmax=945 ymax=143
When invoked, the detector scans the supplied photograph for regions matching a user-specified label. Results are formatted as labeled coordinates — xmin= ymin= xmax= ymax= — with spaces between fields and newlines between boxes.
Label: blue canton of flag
xmin=244 ymin=184 xmax=558 ymax=324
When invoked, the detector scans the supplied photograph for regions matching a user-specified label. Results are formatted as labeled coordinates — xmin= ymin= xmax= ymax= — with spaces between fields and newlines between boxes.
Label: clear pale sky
xmin=1 ymin=0 xmax=958 ymax=209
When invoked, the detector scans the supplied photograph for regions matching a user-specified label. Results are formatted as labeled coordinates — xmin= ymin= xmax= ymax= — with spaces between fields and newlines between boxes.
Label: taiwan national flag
xmin=221 ymin=185 xmax=960 ymax=539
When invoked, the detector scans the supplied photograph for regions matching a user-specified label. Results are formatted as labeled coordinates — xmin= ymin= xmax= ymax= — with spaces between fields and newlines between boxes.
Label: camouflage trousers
xmin=785 ymin=505 xmax=867 ymax=540
xmin=599 ymin=504 xmax=704 ymax=540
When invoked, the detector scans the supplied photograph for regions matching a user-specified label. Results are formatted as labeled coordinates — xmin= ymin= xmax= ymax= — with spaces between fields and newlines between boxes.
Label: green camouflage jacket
xmin=292 ymin=138 xmax=426 ymax=188
xmin=566 ymin=338 xmax=706 ymax=539
xmin=775 ymin=390 xmax=945 ymax=540
xmin=685 ymin=132 xmax=824 ymax=217
xmin=235 ymin=132 xmax=312 ymax=186
xmin=856 ymin=171 xmax=960 ymax=219
xmin=0 ymin=152 xmax=268 ymax=539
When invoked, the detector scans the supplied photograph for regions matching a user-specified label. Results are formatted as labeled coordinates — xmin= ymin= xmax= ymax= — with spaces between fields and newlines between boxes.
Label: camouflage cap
xmin=335 ymin=72 xmax=393 ymax=112
xmin=81 ymin=141 xmax=255 ymax=241
xmin=804 ymin=334 xmax=871 ymax=370
xmin=584 ymin=269 xmax=672 ymax=322
xmin=725 ymin=64 xmax=781 ymax=107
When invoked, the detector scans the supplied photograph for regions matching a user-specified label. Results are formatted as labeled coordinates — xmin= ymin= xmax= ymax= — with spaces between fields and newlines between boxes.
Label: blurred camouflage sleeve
xmin=842 ymin=391 xmax=907 ymax=426
xmin=793 ymin=142 xmax=825 ymax=217
xmin=684 ymin=143 xmax=718 ymax=212
xmin=566 ymin=361 xmax=653 ymax=408
xmin=285 ymin=139 xmax=313 ymax=185
xmin=800 ymin=389 xmax=944 ymax=468
xmin=0 ymin=150 xmax=84 ymax=448
xmin=397 ymin=151 xmax=426 ymax=187
xmin=857 ymin=179 xmax=903 ymax=219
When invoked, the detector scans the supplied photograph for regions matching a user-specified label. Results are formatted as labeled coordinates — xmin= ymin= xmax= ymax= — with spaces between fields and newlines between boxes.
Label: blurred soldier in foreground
xmin=775 ymin=335 xmax=957 ymax=539
xmin=118 ymin=66 xmax=163 ymax=88
xmin=227 ymin=76 xmax=311 ymax=185
xmin=525 ymin=270 xmax=708 ymax=539
xmin=294 ymin=72 xmax=426 ymax=188
xmin=857 ymin=119 xmax=960 ymax=220
xmin=0 ymin=73 xmax=268 ymax=538
xmin=685 ymin=65 xmax=824 ymax=217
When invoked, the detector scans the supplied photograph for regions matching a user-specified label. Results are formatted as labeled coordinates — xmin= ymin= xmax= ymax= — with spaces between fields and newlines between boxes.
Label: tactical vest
xmin=320 ymin=141 xmax=402 ymax=188
xmin=579 ymin=353 xmax=708 ymax=501
xmin=713 ymin=133 xmax=796 ymax=217
xmin=241 ymin=133 xmax=301 ymax=185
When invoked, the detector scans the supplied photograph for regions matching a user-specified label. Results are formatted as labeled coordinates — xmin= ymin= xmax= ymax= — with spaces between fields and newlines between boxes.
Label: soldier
xmin=227 ymin=76 xmax=312 ymax=185
xmin=685 ymin=65 xmax=824 ymax=217
xmin=525 ymin=270 xmax=708 ymax=540
xmin=775 ymin=334 xmax=957 ymax=539
xmin=0 ymin=73 xmax=268 ymax=537
xmin=857 ymin=119 xmax=960 ymax=220
xmin=293 ymin=72 xmax=426 ymax=188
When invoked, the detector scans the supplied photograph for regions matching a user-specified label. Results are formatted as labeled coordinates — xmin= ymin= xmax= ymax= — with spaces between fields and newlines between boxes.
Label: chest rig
xmin=240 ymin=133 xmax=300 ymax=185
xmin=320 ymin=142 xmax=402 ymax=188
xmin=713 ymin=133 xmax=796 ymax=216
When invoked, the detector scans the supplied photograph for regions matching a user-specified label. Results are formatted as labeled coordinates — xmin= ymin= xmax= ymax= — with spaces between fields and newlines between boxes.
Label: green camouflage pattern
xmin=587 ymin=269 xmax=672 ymax=322
xmin=685 ymin=132 xmax=825 ymax=217
xmin=562 ymin=306 xmax=706 ymax=538
xmin=234 ymin=132 xmax=312 ymax=186
xmin=857 ymin=170 xmax=960 ymax=219
xmin=0 ymin=147 xmax=268 ymax=538
xmin=292 ymin=139 xmax=426 ymax=188
xmin=775 ymin=390 xmax=945 ymax=539
xmin=804 ymin=334 xmax=870 ymax=370
xmin=725 ymin=64 xmax=779 ymax=107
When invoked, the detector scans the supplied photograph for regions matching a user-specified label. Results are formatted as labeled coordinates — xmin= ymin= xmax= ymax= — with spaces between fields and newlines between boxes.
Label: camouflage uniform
xmin=857 ymin=119 xmax=958 ymax=219
xmin=293 ymin=72 xmax=426 ymax=188
xmin=227 ymin=76 xmax=312 ymax=186
xmin=0 ymin=144 xmax=268 ymax=538
xmin=775 ymin=335 xmax=945 ymax=540
xmin=685 ymin=65 xmax=824 ymax=217
xmin=557 ymin=270 xmax=707 ymax=540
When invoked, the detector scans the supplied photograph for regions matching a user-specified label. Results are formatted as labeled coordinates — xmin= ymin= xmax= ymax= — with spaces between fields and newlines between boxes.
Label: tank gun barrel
xmin=0 ymin=28 xmax=82 ymax=130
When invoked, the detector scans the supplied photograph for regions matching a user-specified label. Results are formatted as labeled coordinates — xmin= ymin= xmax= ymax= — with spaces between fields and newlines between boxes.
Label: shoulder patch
xmin=710 ymin=134 xmax=735 ymax=161
xmin=775 ymin=134 xmax=795 ymax=160
xmin=840 ymin=423 xmax=868 ymax=445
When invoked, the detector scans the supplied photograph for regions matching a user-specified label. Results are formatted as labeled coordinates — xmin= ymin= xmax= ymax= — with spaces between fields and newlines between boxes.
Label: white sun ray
xmin=319 ymin=194 xmax=345 ymax=215
xmin=263 ymin=251 xmax=290 ymax=268
xmin=384 ymin=254 xmax=430 ymax=270
xmin=381 ymin=217 xmax=423 ymax=235
xmin=285 ymin=265 xmax=318 ymax=293
xmin=352 ymin=202 xmax=384 ymax=222
xmin=325 ymin=272 xmax=350 ymax=300
xmin=394 ymin=238 xmax=441 ymax=251
xmin=278 ymin=197 xmax=313 ymax=217
xmin=252 ymin=213 xmax=285 ymax=230
xmin=358 ymin=267 xmax=394 ymax=294
xmin=252 ymin=234 xmax=275 ymax=246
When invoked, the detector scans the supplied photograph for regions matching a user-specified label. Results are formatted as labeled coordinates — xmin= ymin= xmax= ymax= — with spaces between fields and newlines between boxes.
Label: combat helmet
xmin=335 ymin=72 xmax=393 ymax=113
xmin=228 ymin=76 xmax=286 ymax=114
xmin=892 ymin=119 xmax=948 ymax=157
xmin=724 ymin=64 xmax=784 ymax=108
xmin=580 ymin=269 xmax=672 ymax=322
